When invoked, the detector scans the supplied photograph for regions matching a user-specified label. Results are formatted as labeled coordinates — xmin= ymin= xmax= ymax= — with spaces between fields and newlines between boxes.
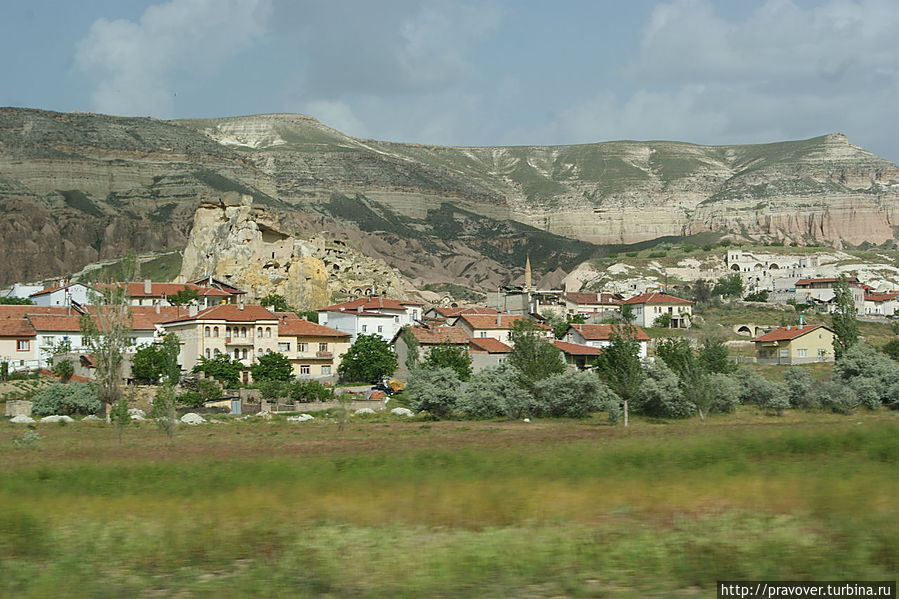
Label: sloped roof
xmin=624 ymin=292 xmax=692 ymax=305
xmin=30 ymin=282 xmax=88 ymax=297
xmin=433 ymin=306 xmax=498 ymax=317
xmin=320 ymin=296 xmax=409 ymax=312
xmin=457 ymin=314 xmax=551 ymax=330
xmin=552 ymin=340 xmax=601 ymax=355
xmin=406 ymin=325 xmax=470 ymax=345
xmin=103 ymin=282 xmax=231 ymax=298
xmin=129 ymin=306 xmax=189 ymax=330
xmin=795 ymin=277 xmax=860 ymax=286
xmin=187 ymin=277 xmax=246 ymax=294
xmin=565 ymin=292 xmax=623 ymax=306
xmin=162 ymin=304 xmax=278 ymax=324
xmin=275 ymin=312 xmax=349 ymax=337
xmin=26 ymin=314 xmax=82 ymax=332
xmin=0 ymin=318 xmax=35 ymax=337
xmin=468 ymin=337 xmax=512 ymax=353
xmin=569 ymin=324 xmax=650 ymax=341
xmin=752 ymin=324 xmax=831 ymax=342
xmin=864 ymin=291 xmax=899 ymax=302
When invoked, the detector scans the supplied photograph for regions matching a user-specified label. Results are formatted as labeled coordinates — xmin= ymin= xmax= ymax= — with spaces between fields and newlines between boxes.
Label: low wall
xmin=260 ymin=399 xmax=387 ymax=413
xmin=5 ymin=400 xmax=32 ymax=417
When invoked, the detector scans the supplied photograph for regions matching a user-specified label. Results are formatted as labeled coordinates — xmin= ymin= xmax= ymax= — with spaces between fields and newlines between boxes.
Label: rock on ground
xmin=256 ymin=411 xmax=272 ymax=420
xmin=287 ymin=413 xmax=314 ymax=422
xmin=129 ymin=408 xmax=147 ymax=421
xmin=10 ymin=414 xmax=35 ymax=424
xmin=180 ymin=413 xmax=207 ymax=425
xmin=81 ymin=415 xmax=102 ymax=421
xmin=353 ymin=408 xmax=376 ymax=415
xmin=40 ymin=415 xmax=75 ymax=423
xmin=390 ymin=407 xmax=414 ymax=417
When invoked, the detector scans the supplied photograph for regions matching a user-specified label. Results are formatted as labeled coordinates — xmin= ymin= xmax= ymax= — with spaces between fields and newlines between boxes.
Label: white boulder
xmin=287 ymin=413 xmax=314 ymax=422
xmin=390 ymin=407 xmax=414 ymax=417
xmin=180 ymin=413 xmax=206 ymax=425
xmin=81 ymin=415 xmax=102 ymax=421
xmin=257 ymin=411 xmax=272 ymax=420
xmin=353 ymin=408 xmax=376 ymax=415
xmin=40 ymin=415 xmax=75 ymax=423
xmin=129 ymin=408 xmax=147 ymax=421
xmin=9 ymin=414 xmax=34 ymax=424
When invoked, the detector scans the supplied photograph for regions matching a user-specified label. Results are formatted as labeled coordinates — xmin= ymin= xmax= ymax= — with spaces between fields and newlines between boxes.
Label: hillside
xmin=1 ymin=107 xmax=898 ymax=288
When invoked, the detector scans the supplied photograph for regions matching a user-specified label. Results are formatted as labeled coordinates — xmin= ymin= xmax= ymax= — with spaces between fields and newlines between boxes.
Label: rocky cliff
xmin=2 ymin=107 xmax=897 ymax=288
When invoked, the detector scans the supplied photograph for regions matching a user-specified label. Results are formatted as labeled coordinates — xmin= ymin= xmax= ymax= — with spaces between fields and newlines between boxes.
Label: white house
xmin=565 ymin=324 xmax=649 ymax=359
xmin=30 ymin=282 xmax=96 ymax=307
xmin=623 ymin=292 xmax=693 ymax=328
xmin=318 ymin=297 xmax=419 ymax=343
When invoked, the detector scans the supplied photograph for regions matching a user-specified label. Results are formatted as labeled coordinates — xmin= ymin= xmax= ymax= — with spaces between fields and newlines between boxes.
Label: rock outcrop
xmin=179 ymin=193 xmax=406 ymax=308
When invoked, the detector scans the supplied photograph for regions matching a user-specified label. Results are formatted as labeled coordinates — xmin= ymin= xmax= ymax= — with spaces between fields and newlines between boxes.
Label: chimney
xmin=238 ymin=296 xmax=244 ymax=310
xmin=188 ymin=305 xmax=198 ymax=317
xmin=155 ymin=303 xmax=161 ymax=315
xmin=357 ymin=306 xmax=363 ymax=313
xmin=496 ymin=311 xmax=502 ymax=327
xmin=144 ymin=279 xmax=152 ymax=295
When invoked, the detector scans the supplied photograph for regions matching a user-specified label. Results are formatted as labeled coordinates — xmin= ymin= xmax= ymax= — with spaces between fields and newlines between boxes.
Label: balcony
xmin=224 ymin=335 xmax=254 ymax=345
xmin=316 ymin=351 xmax=332 ymax=358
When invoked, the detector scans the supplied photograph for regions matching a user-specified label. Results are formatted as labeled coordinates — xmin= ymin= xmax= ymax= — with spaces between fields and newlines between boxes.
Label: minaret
xmin=524 ymin=255 xmax=532 ymax=292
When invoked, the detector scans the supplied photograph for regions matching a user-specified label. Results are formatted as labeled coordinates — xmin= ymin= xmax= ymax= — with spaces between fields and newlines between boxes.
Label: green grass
xmin=1 ymin=414 xmax=896 ymax=597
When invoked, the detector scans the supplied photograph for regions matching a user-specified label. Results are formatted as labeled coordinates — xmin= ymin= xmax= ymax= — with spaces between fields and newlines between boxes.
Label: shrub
xmin=257 ymin=379 xmax=287 ymax=400
xmin=833 ymin=343 xmax=899 ymax=408
xmin=177 ymin=391 xmax=205 ymax=408
xmin=707 ymin=373 xmax=741 ymax=413
xmin=423 ymin=344 xmax=472 ymax=381
xmin=196 ymin=379 xmax=222 ymax=401
xmin=288 ymin=379 xmax=334 ymax=402
xmin=735 ymin=368 xmax=788 ymax=414
xmin=849 ymin=378 xmax=881 ymax=410
xmin=814 ymin=381 xmax=859 ymax=415
xmin=783 ymin=367 xmax=815 ymax=409
xmin=31 ymin=383 xmax=100 ymax=416
xmin=633 ymin=361 xmax=694 ymax=418
xmin=152 ymin=384 xmax=177 ymax=440
xmin=652 ymin=313 xmax=672 ymax=328
xmin=50 ymin=359 xmax=74 ymax=381
xmin=406 ymin=367 xmax=461 ymax=419
xmin=533 ymin=370 xmax=619 ymax=419
xmin=458 ymin=365 xmax=534 ymax=419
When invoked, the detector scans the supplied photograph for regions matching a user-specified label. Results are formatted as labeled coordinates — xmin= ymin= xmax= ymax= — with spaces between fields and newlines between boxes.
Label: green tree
xmin=744 ymin=290 xmax=769 ymax=302
xmin=619 ymin=303 xmax=636 ymax=324
xmin=0 ymin=296 xmax=34 ymax=305
xmin=167 ymin=287 xmax=199 ymax=306
xmin=406 ymin=367 xmax=460 ymax=419
xmin=458 ymin=365 xmax=535 ymax=419
xmin=692 ymin=279 xmax=714 ymax=307
xmin=533 ymin=370 xmax=619 ymax=418
xmin=109 ymin=396 xmax=131 ymax=443
xmin=831 ymin=276 xmax=859 ymax=359
xmin=544 ymin=312 xmax=587 ymax=339
xmin=652 ymin=313 xmax=672 ymax=328
xmin=338 ymin=334 xmax=397 ymax=383
xmin=423 ymin=343 xmax=473 ymax=381
xmin=192 ymin=354 xmax=242 ymax=388
xmin=508 ymin=319 xmax=565 ymax=391
xmin=151 ymin=383 xmax=177 ymax=442
xmin=131 ymin=334 xmax=181 ymax=384
xmin=399 ymin=327 xmax=420 ymax=371
xmin=42 ymin=338 xmax=72 ymax=368
xmin=595 ymin=326 xmax=644 ymax=427
xmin=250 ymin=352 xmax=294 ymax=382
xmin=50 ymin=358 xmax=74 ymax=382
xmin=295 ymin=310 xmax=319 ymax=323
xmin=713 ymin=273 xmax=744 ymax=298
xmin=698 ymin=337 xmax=736 ymax=374
xmin=260 ymin=294 xmax=291 ymax=312
xmin=632 ymin=360 xmax=694 ymax=419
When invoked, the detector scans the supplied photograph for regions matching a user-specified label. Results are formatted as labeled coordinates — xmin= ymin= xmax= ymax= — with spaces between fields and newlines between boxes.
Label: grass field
xmin=2 ymin=408 xmax=897 ymax=597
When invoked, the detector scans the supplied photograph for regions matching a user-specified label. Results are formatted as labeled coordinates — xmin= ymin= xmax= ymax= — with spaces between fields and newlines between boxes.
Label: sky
xmin=2 ymin=0 xmax=898 ymax=162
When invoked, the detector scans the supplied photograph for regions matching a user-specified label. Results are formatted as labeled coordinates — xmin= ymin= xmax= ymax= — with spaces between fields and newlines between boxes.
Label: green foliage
xmin=656 ymin=337 xmax=733 ymax=420
xmin=288 ymin=379 xmax=334 ymax=402
xmin=0 ymin=361 xmax=7 ymax=381
xmin=633 ymin=360 xmax=694 ymax=419
xmin=544 ymin=312 xmax=587 ymax=339
xmin=783 ymin=367 xmax=815 ymax=409
xmin=691 ymin=279 xmax=714 ymax=308
xmin=813 ymin=381 xmax=859 ymax=414
xmin=176 ymin=391 xmax=205 ymax=408
xmin=595 ymin=327 xmax=644 ymax=425
xmin=652 ymin=313 xmax=672 ymax=328
xmin=832 ymin=343 xmax=899 ymax=409
xmin=423 ymin=344 xmax=472 ymax=381
xmin=151 ymin=384 xmax=177 ymax=440
xmin=619 ymin=303 xmax=636 ymax=324
xmin=882 ymin=338 xmax=899 ymax=360
xmin=131 ymin=335 xmax=180 ymax=384
xmin=31 ymin=383 xmax=100 ymax=417
xmin=338 ymin=334 xmax=397 ymax=383
xmin=707 ymin=373 xmax=741 ymax=413
xmin=508 ymin=320 xmax=565 ymax=390
xmin=533 ymin=370 xmax=619 ymax=419
xmin=399 ymin=327 xmax=420 ymax=370
xmin=42 ymin=338 xmax=72 ymax=368
xmin=109 ymin=397 xmax=131 ymax=442
xmin=698 ymin=337 xmax=737 ymax=374
xmin=50 ymin=358 xmax=74 ymax=381
xmin=167 ymin=287 xmax=200 ymax=306
xmin=260 ymin=294 xmax=292 ymax=312
xmin=257 ymin=379 xmax=286 ymax=400
xmin=192 ymin=354 xmax=241 ymax=388
xmin=196 ymin=378 xmax=221 ymax=401
xmin=713 ymin=273 xmax=744 ymax=298
xmin=295 ymin=310 xmax=319 ymax=323
xmin=458 ymin=365 xmax=534 ymax=419
xmin=0 ymin=296 xmax=34 ymax=305
xmin=406 ymin=367 xmax=461 ymax=419
xmin=831 ymin=276 xmax=859 ymax=359
xmin=744 ymin=290 xmax=769 ymax=302
xmin=735 ymin=368 xmax=788 ymax=415
xmin=250 ymin=352 xmax=293 ymax=382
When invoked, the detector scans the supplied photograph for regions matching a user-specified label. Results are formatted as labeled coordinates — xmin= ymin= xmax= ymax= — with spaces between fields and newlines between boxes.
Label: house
xmin=101 ymin=281 xmax=237 ymax=308
xmin=187 ymin=276 xmax=247 ymax=299
xmin=863 ymin=291 xmax=899 ymax=316
xmin=422 ymin=306 xmax=498 ymax=326
xmin=392 ymin=324 xmax=471 ymax=376
xmin=30 ymin=282 xmax=96 ymax=307
xmin=161 ymin=304 xmax=281 ymax=384
xmin=274 ymin=312 xmax=351 ymax=379
xmin=563 ymin=292 xmax=624 ymax=316
xmin=551 ymin=340 xmax=601 ymax=370
xmin=623 ymin=292 xmax=693 ymax=328
xmin=467 ymin=337 xmax=512 ymax=371
xmin=751 ymin=324 xmax=835 ymax=364
xmin=454 ymin=313 xmax=552 ymax=344
xmin=565 ymin=323 xmax=649 ymax=359
xmin=0 ymin=306 xmax=87 ymax=371
xmin=794 ymin=277 xmax=866 ymax=314
xmin=318 ymin=296 xmax=419 ymax=343
xmin=4 ymin=283 xmax=44 ymax=300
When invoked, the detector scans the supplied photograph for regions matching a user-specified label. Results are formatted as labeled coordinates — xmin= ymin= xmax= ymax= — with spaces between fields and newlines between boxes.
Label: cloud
xmin=537 ymin=0 xmax=899 ymax=159
xmin=75 ymin=0 xmax=271 ymax=117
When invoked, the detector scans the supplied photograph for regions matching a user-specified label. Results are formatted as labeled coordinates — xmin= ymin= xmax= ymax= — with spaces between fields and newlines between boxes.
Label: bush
xmin=633 ymin=361 xmax=694 ymax=418
xmin=176 ymin=391 xmax=205 ymax=408
xmin=31 ymin=383 xmax=100 ymax=416
xmin=849 ymin=378 xmax=882 ymax=410
xmin=196 ymin=379 xmax=222 ymax=401
xmin=458 ymin=365 xmax=534 ymax=419
xmin=288 ymin=379 xmax=334 ymax=402
xmin=257 ymin=379 xmax=287 ymax=400
xmin=735 ymin=368 xmax=788 ymax=415
xmin=533 ymin=370 xmax=619 ymax=419
xmin=832 ymin=344 xmax=899 ymax=408
xmin=652 ymin=313 xmax=672 ymax=328
xmin=707 ymin=373 xmax=741 ymax=413
xmin=783 ymin=367 xmax=815 ymax=409
xmin=250 ymin=352 xmax=293 ymax=382
xmin=814 ymin=381 xmax=859 ymax=415
xmin=50 ymin=359 xmax=74 ymax=381
xmin=406 ymin=367 xmax=461 ymax=419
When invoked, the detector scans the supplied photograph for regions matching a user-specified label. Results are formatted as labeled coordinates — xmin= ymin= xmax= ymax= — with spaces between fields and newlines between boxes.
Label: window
xmin=300 ymin=365 xmax=310 ymax=375
xmin=205 ymin=348 xmax=211 ymax=359
xmin=234 ymin=349 xmax=240 ymax=359
xmin=129 ymin=337 xmax=137 ymax=346
xmin=43 ymin=336 xmax=55 ymax=345
xmin=319 ymin=342 xmax=328 ymax=352
xmin=205 ymin=326 xmax=211 ymax=338
xmin=321 ymin=366 xmax=331 ymax=375
xmin=377 ymin=325 xmax=383 ymax=333
xmin=241 ymin=327 xmax=247 ymax=338
xmin=818 ymin=348 xmax=826 ymax=357
xmin=278 ymin=343 xmax=290 ymax=352
xmin=394 ymin=315 xmax=399 ymax=323
xmin=265 ymin=327 xmax=271 ymax=338
xmin=298 ymin=342 xmax=308 ymax=352
xmin=242 ymin=349 xmax=248 ymax=359
xmin=480 ymin=332 xmax=487 ymax=338
xmin=214 ymin=348 xmax=220 ymax=356
xmin=797 ymin=349 xmax=807 ymax=358
xmin=266 ymin=348 xmax=271 ymax=354
xmin=16 ymin=339 xmax=30 ymax=351
xmin=362 ymin=325 xmax=367 ymax=333
xmin=213 ymin=327 xmax=219 ymax=338
xmin=257 ymin=327 xmax=263 ymax=337
xmin=226 ymin=327 xmax=231 ymax=337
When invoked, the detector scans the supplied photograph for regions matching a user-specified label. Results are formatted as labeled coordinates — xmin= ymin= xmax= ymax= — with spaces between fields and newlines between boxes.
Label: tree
xmin=744 ymin=290 xmax=769 ymax=302
xmin=81 ymin=254 xmax=134 ymax=420
xmin=831 ymin=276 xmax=859 ymax=359
xmin=260 ymin=294 xmax=291 ymax=312
xmin=423 ymin=343 xmax=472 ymax=381
xmin=42 ymin=338 xmax=72 ymax=368
xmin=406 ymin=367 xmax=460 ymax=419
xmin=698 ymin=337 xmax=737 ymax=374
xmin=619 ymin=304 xmax=636 ymax=324
xmin=192 ymin=354 xmax=242 ymax=388
xmin=713 ymin=273 xmax=744 ymax=298
xmin=652 ymin=313 xmax=672 ymax=328
xmin=151 ymin=383 xmax=177 ymax=442
xmin=296 ymin=310 xmax=319 ymax=323
xmin=50 ymin=358 xmax=74 ymax=382
xmin=131 ymin=334 xmax=181 ymax=384
xmin=338 ymin=334 xmax=397 ymax=383
xmin=544 ymin=312 xmax=586 ymax=339
xmin=109 ymin=396 xmax=131 ymax=443
xmin=692 ymin=279 xmax=713 ymax=307
xmin=533 ymin=370 xmax=619 ymax=418
xmin=251 ymin=352 xmax=294 ymax=382
xmin=167 ymin=287 xmax=199 ymax=306
xmin=595 ymin=326 xmax=644 ymax=426
xmin=458 ymin=365 xmax=535 ymax=419
xmin=0 ymin=296 xmax=33 ymax=305
xmin=399 ymin=327 xmax=420 ymax=371
xmin=508 ymin=319 xmax=565 ymax=390
xmin=632 ymin=360 xmax=695 ymax=419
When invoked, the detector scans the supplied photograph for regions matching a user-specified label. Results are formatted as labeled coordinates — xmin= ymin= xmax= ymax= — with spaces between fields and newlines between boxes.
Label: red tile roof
xmin=0 ymin=318 xmax=35 ymax=337
xmin=457 ymin=314 xmax=551 ymax=330
xmin=162 ymin=304 xmax=279 ymax=324
xmin=187 ymin=277 xmax=246 ymax=294
xmin=795 ymin=277 xmax=860 ymax=287
xmin=752 ymin=324 xmax=830 ymax=342
xmin=624 ymin=292 xmax=692 ymax=305
xmin=565 ymin=292 xmax=623 ymax=306
xmin=569 ymin=324 xmax=650 ymax=341
xmin=404 ymin=325 xmax=470 ymax=345
xmin=26 ymin=314 xmax=82 ymax=332
xmin=275 ymin=313 xmax=349 ymax=337
xmin=864 ymin=291 xmax=899 ymax=302
xmin=552 ymin=340 xmax=601 ymax=355
xmin=129 ymin=306 xmax=189 ymax=330
xmin=321 ymin=296 xmax=409 ymax=312
xmin=468 ymin=338 xmax=512 ymax=353
xmin=434 ymin=306 xmax=498 ymax=317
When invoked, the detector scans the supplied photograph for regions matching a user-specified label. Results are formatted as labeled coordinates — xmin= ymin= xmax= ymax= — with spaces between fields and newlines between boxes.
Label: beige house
xmin=454 ymin=313 xmax=552 ymax=344
xmin=624 ymin=292 xmax=693 ymax=328
xmin=274 ymin=312 xmax=350 ymax=379
xmin=563 ymin=292 xmax=624 ymax=316
xmin=752 ymin=324 xmax=835 ymax=364
xmin=392 ymin=325 xmax=471 ymax=377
